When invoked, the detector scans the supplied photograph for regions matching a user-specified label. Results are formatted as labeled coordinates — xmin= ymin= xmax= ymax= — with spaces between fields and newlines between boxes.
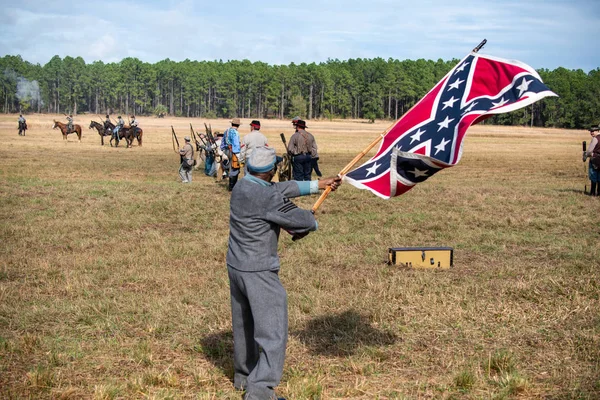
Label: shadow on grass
xmin=293 ymin=309 xmax=398 ymax=357
xmin=556 ymin=188 xmax=588 ymax=195
xmin=199 ymin=330 xmax=234 ymax=382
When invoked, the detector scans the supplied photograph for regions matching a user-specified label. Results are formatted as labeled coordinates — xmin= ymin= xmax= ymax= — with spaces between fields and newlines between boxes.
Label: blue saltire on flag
xmin=344 ymin=52 xmax=558 ymax=199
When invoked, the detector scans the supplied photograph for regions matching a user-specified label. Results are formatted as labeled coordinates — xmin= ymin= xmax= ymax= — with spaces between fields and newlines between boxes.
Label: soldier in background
xmin=103 ymin=114 xmax=111 ymax=135
xmin=178 ymin=136 xmax=194 ymax=183
xmin=214 ymin=132 xmax=229 ymax=180
xmin=221 ymin=118 xmax=242 ymax=191
xmin=18 ymin=114 xmax=27 ymax=136
xmin=287 ymin=119 xmax=316 ymax=181
xmin=129 ymin=115 xmax=140 ymax=139
xmin=65 ymin=114 xmax=74 ymax=135
xmin=113 ymin=115 xmax=124 ymax=145
xmin=240 ymin=120 xmax=268 ymax=174
xmin=583 ymin=126 xmax=600 ymax=196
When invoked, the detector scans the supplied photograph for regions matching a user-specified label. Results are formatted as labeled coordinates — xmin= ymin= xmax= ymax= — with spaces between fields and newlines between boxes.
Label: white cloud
xmin=0 ymin=0 xmax=598 ymax=72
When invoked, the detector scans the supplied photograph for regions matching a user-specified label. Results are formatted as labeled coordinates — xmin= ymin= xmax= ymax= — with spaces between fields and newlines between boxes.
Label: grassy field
xmin=0 ymin=114 xmax=598 ymax=399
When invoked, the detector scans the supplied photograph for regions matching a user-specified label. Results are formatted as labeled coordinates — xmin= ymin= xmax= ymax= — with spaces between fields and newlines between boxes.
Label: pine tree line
xmin=1 ymin=54 xmax=598 ymax=128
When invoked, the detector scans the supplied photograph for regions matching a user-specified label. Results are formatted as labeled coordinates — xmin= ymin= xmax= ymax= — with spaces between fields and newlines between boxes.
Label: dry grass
xmin=0 ymin=113 xmax=598 ymax=399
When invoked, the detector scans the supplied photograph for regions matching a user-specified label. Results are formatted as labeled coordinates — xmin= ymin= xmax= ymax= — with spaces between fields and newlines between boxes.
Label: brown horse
xmin=89 ymin=120 xmax=113 ymax=145
xmin=122 ymin=125 xmax=143 ymax=148
xmin=53 ymin=120 xmax=82 ymax=141
xmin=18 ymin=121 xmax=27 ymax=136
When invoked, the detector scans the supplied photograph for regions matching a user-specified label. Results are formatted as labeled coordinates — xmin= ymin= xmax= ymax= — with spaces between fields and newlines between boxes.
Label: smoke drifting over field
xmin=17 ymin=77 xmax=41 ymax=104
xmin=3 ymin=69 xmax=43 ymax=109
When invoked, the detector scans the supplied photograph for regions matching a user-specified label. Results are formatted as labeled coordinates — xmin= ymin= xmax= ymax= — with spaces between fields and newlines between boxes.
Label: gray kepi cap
xmin=247 ymin=146 xmax=276 ymax=173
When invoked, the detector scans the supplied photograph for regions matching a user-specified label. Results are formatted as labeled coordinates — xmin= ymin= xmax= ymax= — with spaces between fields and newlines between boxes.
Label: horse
xmin=122 ymin=125 xmax=143 ymax=148
xmin=18 ymin=121 xmax=27 ymax=136
xmin=53 ymin=120 xmax=82 ymax=142
xmin=110 ymin=127 xmax=127 ymax=148
xmin=89 ymin=120 xmax=113 ymax=145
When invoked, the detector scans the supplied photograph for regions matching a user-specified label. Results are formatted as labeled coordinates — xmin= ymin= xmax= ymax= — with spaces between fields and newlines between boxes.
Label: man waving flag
xmin=343 ymin=45 xmax=557 ymax=200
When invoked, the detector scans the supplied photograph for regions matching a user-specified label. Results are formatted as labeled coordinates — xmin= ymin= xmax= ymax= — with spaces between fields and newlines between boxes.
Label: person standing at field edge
xmin=226 ymin=146 xmax=341 ymax=400
xmin=583 ymin=126 xmax=600 ymax=196
xmin=240 ymin=120 xmax=268 ymax=174
xmin=287 ymin=119 xmax=316 ymax=181
xmin=179 ymin=136 xmax=194 ymax=183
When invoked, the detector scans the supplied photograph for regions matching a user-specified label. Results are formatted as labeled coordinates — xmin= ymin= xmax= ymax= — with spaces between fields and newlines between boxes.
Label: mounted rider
xmin=129 ymin=115 xmax=140 ymax=139
xmin=18 ymin=114 xmax=27 ymax=136
xmin=65 ymin=114 xmax=74 ymax=134
xmin=113 ymin=115 xmax=124 ymax=144
xmin=103 ymin=114 xmax=111 ymax=134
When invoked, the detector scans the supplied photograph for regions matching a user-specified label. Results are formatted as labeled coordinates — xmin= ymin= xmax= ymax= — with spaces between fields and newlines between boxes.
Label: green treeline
xmin=1 ymin=54 xmax=598 ymax=128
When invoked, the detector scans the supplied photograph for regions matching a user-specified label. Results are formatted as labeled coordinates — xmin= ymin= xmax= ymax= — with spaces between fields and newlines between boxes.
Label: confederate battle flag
xmin=344 ymin=51 xmax=557 ymax=199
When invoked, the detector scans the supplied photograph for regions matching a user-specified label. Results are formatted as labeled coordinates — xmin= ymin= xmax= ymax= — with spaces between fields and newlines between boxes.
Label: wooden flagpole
xmin=311 ymin=39 xmax=488 ymax=213
xmin=311 ymin=120 xmax=398 ymax=213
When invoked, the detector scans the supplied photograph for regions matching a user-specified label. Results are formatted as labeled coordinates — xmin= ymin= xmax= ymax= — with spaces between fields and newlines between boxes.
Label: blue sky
xmin=0 ymin=0 xmax=598 ymax=72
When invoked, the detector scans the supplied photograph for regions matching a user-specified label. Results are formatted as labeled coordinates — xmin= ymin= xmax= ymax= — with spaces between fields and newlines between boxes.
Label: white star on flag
xmin=442 ymin=96 xmax=459 ymax=110
xmin=410 ymin=168 xmax=428 ymax=178
xmin=454 ymin=62 xmax=470 ymax=74
xmin=365 ymin=162 xmax=381 ymax=177
xmin=448 ymin=78 xmax=465 ymax=90
xmin=516 ymin=78 xmax=533 ymax=97
xmin=491 ymin=97 xmax=510 ymax=108
xmin=437 ymin=116 xmax=455 ymax=131
xmin=434 ymin=138 xmax=451 ymax=155
xmin=409 ymin=128 xmax=425 ymax=144
xmin=461 ymin=101 xmax=478 ymax=115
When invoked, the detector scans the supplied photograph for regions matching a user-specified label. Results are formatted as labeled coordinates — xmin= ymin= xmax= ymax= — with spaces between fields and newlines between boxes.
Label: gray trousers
xmin=179 ymin=162 xmax=192 ymax=183
xmin=227 ymin=266 xmax=288 ymax=400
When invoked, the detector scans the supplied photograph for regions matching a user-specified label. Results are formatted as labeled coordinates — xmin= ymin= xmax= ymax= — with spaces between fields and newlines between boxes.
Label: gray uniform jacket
xmin=227 ymin=176 xmax=318 ymax=272
xmin=240 ymin=131 xmax=268 ymax=163
xmin=584 ymin=137 xmax=599 ymax=161
xmin=287 ymin=129 xmax=317 ymax=157
xmin=180 ymin=143 xmax=193 ymax=161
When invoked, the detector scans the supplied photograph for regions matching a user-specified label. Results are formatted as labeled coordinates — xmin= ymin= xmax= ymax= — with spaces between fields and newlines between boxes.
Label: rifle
xmin=583 ymin=140 xmax=587 ymax=194
xmin=280 ymin=133 xmax=292 ymax=155
xmin=190 ymin=123 xmax=205 ymax=151
xmin=204 ymin=123 xmax=217 ymax=146
xmin=278 ymin=133 xmax=293 ymax=181
xmin=172 ymin=126 xmax=183 ymax=164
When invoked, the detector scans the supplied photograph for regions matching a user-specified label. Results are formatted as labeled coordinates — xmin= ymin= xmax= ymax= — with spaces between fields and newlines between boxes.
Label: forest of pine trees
xmin=1 ymin=54 xmax=599 ymax=129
